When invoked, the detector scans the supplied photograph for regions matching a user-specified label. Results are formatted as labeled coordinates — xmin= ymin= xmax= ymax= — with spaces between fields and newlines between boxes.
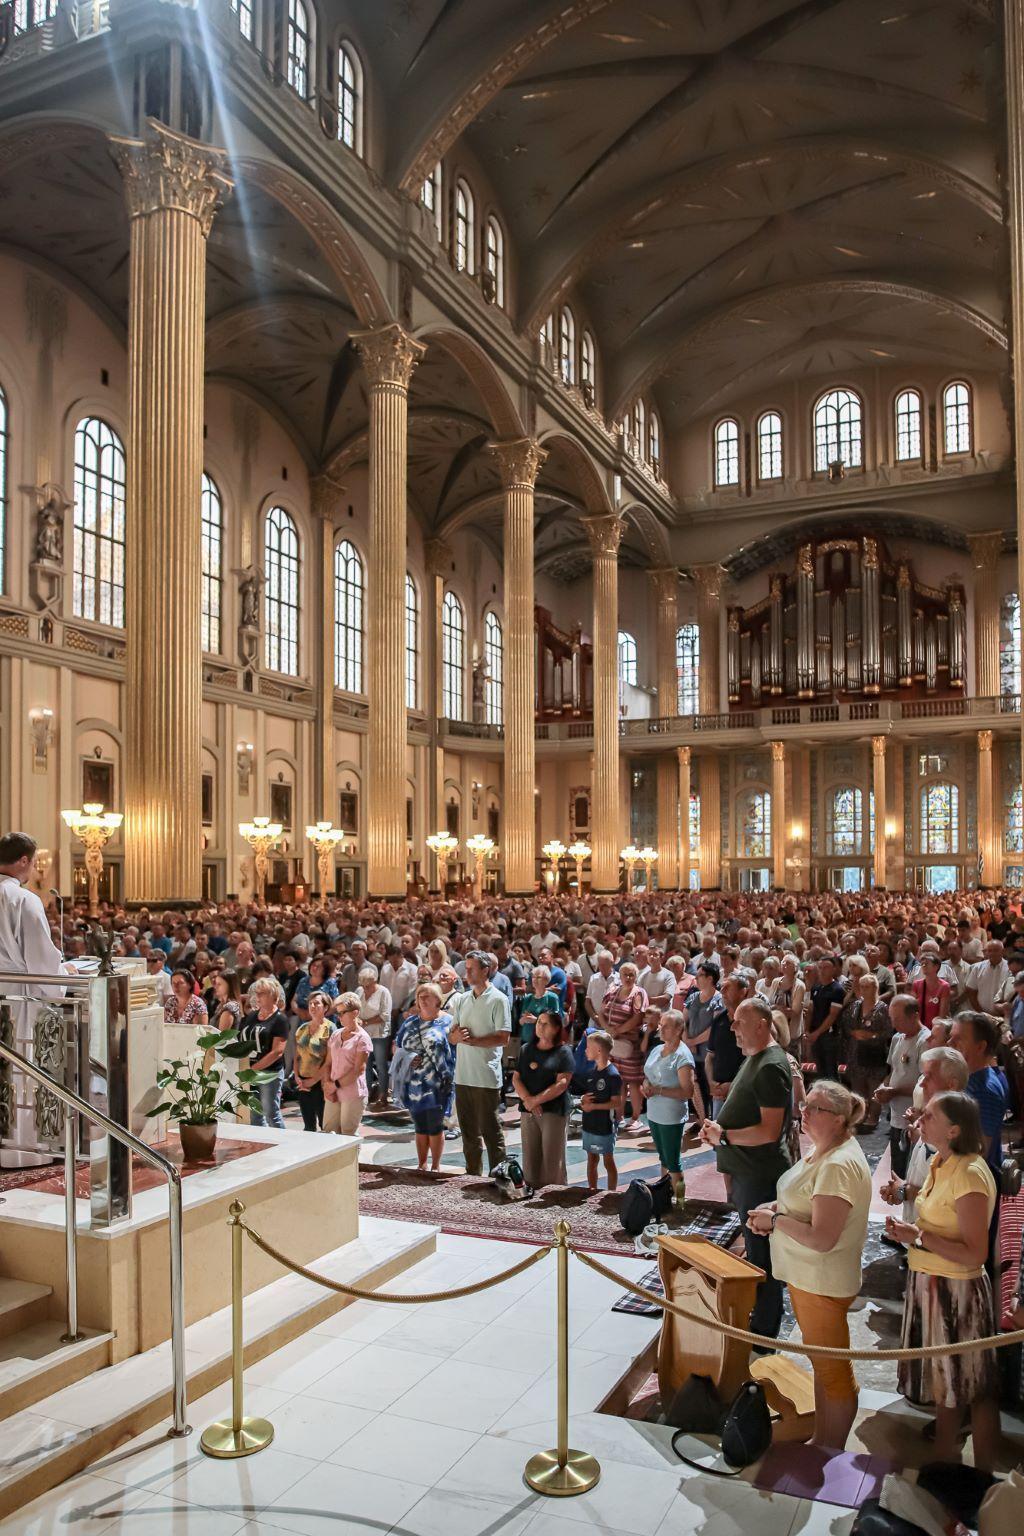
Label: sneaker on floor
xmin=443 ymin=1128 xmax=460 ymax=1140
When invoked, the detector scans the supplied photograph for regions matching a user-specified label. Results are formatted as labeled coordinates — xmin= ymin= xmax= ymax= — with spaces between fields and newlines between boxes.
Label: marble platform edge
xmin=0 ymin=1123 xmax=360 ymax=1237
xmin=0 ymin=1214 xmax=438 ymax=1521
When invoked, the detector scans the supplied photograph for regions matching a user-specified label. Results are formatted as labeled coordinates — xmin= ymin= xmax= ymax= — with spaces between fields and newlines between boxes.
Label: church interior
xmin=0 ymin=0 xmax=1023 ymax=1530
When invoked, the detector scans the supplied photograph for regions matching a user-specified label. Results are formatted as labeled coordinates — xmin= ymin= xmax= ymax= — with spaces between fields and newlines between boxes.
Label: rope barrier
xmin=572 ymin=1245 xmax=1024 ymax=1362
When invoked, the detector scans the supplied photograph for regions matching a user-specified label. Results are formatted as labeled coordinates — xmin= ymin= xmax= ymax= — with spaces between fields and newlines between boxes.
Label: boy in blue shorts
xmin=579 ymin=1029 xmax=623 ymax=1192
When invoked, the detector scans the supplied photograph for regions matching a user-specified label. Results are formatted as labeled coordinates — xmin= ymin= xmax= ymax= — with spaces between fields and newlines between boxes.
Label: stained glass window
xmin=421 ymin=163 xmax=443 ymax=240
xmin=559 ymin=308 xmax=576 ymax=385
xmin=1001 ymin=592 xmax=1021 ymax=698
xmin=920 ymin=781 xmax=959 ymax=855
xmin=405 ymin=573 xmax=419 ymax=709
xmin=618 ymin=630 xmax=637 ymax=687
xmin=677 ymin=624 xmax=699 ymax=715
xmin=264 ymin=506 xmax=300 ymax=674
xmin=334 ymin=539 xmax=364 ymax=692
xmin=631 ymin=399 xmax=646 ymax=459
xmin=649 ymin=411 xmax=661 ymax=466
xmin=742 ymin=790 xmax=771 ymax=858
xmin=689 ymin=791 xmax=700 ymax=860
xmin=813 ymin=388 xmax=863 ymax=471
xmin=484 ymin=610 xmax=503 ymax=725
xmin=757 ymin=411 xmax=783 ymax=480
xmin=484 ymin=217 xmax=505 ymax=307
xmin=200 ymin=473 xmax=222 ymax=654
xmin=13 ymin=0 xmax=57 ymax=32
xmin=454 ymin=179 xmax=474 ymax=273
xmin=827 ymin=786 xmax=863 ymax=856
xmin=229 ymin=0 xmax=253 ymax=41
xmin=895 ymin=389 xmax=922 ymax=461
xmin=1006 ymin=784 xmax=1023 ymax=855
xmin=287 ymin=0 xmax=310 ymax=97
xmin=73 ymin=417 xmax=125 ymax=627
xmin=581 ymin=332 xmax=596 ymax=396
xmin=714 ymin=418 xmax=740 ymax=486
xmin=943 ymin=380 xmax=971 ymax=454
xmin=338 ymin=43 xmax=363 ymax=154
xmin=442 ymin=589 xmax=465 ymax=718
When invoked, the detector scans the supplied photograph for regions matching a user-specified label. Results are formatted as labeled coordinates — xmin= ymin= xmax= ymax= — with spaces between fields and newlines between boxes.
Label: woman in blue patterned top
xmin=392 ymin=981 xmax=456 ymax=1173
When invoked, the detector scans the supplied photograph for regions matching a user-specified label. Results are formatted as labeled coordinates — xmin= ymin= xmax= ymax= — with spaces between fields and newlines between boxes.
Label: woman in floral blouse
xmin=392 ymin=982 xmax=455 ymax=1173
xmin=163 ymin=968 xmax=209 ymax=1036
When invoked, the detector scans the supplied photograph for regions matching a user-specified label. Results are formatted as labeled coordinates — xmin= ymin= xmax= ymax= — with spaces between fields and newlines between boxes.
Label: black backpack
xmin=619 ymin=1173 xmax=674 ymax=1236
xmin=670 ymin=1376 xmax=772 ymax=1472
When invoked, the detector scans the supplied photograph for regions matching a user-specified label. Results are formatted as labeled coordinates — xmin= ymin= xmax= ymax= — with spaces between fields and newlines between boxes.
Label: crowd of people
xmin=41 ymin=880 xmax=1024 ymax=1465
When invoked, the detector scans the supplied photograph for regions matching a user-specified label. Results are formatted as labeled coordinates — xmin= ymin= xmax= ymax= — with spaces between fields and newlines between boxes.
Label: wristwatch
xmin=718 ymin=1129 xmax=730 ymax=1146
xmin=913 ymin=1233 xmax=925 ymax=1250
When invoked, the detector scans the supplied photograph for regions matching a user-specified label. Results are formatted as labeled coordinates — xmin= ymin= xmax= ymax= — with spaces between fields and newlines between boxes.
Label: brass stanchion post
xmin=200 ymin=1201 xmax=275 ymax=1458
xmin=524 ymin=1222 xmax=600 ymax=1497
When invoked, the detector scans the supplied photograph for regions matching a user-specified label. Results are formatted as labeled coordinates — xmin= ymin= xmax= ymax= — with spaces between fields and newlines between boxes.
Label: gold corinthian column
xmin=977 ymin=730 xmax=999 ymax=887
xmin=583 ymin=514 xmax=625 ymax=893
xmin=649 ymin=567 xmax=680 ymax=887
xmin=111 ymin=123 xmax=231 ymax=905
xmin=1004 ymin=0 xmax=1024 ymax=767
xmin=677 ymin=746 xmax=691 ymax=891
xmin=770 ymin=740 xmax=786 ymax=889
xmin=352 ymin=323 xmax=425 ymax=898
xmin=872 ymin=735 xmax=888 ymax=890
xmin=491 ymin=439 xmax=546 ymax=894
xmin=311 ymin=474 xmax=345 ymax=822
xmin=693 ymin=563 xmax=725 ymax=715
xmin=965 ymin=532 xmax=1004 ymax=699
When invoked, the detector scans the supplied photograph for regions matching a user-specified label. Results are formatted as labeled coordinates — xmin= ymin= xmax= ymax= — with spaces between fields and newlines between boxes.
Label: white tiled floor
xmin=3 ymin=1232 xmax=855 ymax=1536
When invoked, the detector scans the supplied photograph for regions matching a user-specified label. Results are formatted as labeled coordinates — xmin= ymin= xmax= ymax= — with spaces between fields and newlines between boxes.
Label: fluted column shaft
xmin=651 ymin=566 xmax=681 ymax=883
xmin=424 ymin=539 xmax=451 ymax=861
xmin=978 ymin=730 xmax=999 ymax=885
xmin=966 ymin=533 xmax=1003 ymax=698
xmin=492 ymin=441 xmax=545 ymax=894
xmin=656 ymin=757 xmax=678 ymax=889
xmin=699 ymin=754 xmax=721 ymax=889
xmin=770 ymin=741 xmax=785 ymax=889
xmin=693 ymin=564 xmax=725 ymax=715
xmin=113 ymin=124 xmax=230 ymax=904
xmin=678 ymin=747 xmax=692 ymax=891
xmin=872 ymin=736 xmax=887 ymax=889
xmin=354 ymin=324 xmax=425 ymax=898
xmin=584 ymin=515 xmax=625 ymax=892
xmin=1003 ymin=0 xmax=1024 ymax=769
xmin=311 ymin=476 xmax=344 ymax=823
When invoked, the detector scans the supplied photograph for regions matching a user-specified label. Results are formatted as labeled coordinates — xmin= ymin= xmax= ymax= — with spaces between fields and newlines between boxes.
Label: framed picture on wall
xmin=270 ymin=781 xmax=292 ymax=830
xmin=82 ymin=760 xmax=114 ymax=809
xmin=487 ymin=805 xmax=500 ymax=842
xmin=446 ymin=800 xmax=460 ymax=839
xmin=570 ymin=788 xmax=590 ymax=834
xmin=201 ymin=773 xmax=214 ymax=826
xmin=339 ymin=791 xmax=358 ymax=834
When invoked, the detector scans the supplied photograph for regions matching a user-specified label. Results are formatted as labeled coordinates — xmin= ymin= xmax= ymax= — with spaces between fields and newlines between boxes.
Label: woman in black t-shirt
xmin=512 ymin=1011 xmax=575 ymax=1190
xmin=239 ymin=977 xmax=290 ymax=1128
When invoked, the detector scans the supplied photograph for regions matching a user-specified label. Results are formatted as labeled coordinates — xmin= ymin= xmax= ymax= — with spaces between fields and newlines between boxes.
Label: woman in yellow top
xmin=748 ymin=1079 xmax=871 ymax=1450
xmin=292 ymin=990 xmax=335 ymax=1131
xmin=885 ymin=1090 xmax=999 ymax=1469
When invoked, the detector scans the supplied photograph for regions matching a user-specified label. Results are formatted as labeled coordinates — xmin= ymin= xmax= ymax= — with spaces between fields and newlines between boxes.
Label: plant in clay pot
xmin=147 ymin=1029 xmax=278 ymax=1162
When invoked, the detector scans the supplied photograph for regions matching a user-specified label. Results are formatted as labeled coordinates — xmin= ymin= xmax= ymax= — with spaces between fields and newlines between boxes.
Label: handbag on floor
xmin=669 ymin=1375 xmax=772 ymax=1472
xmin=619 ymin=1172 xmax=674 ymax=1235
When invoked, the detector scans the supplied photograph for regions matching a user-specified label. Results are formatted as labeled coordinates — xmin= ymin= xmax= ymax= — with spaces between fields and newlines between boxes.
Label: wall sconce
xmin=237 ymin=742 xmax=254 ymax=795
xmin=789 ymin=820 xmax=804 ymax=843
xmin=29 ymin=707 xmax=54 ymax=773
xmin=885 ymin=818 xmax=898 ymax=842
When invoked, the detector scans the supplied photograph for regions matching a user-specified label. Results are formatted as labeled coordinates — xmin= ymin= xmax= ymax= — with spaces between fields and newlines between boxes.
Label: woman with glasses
xmin=323 ymin=992 xmax=372 ymax=1136
xmin=747 ymin=1079 xmax=871 ymax=1450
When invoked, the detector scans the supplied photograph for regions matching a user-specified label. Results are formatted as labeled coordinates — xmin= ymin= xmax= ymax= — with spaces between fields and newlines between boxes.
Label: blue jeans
xmin=251 ymin=1073 xmax=285 ymax=1129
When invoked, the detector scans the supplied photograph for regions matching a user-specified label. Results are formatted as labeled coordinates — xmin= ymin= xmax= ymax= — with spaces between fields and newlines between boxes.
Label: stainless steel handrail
xmin=0 ymin=1039 xmax=190 ymax=1436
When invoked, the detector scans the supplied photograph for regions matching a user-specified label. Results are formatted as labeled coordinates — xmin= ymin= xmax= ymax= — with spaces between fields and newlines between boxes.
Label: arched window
xmin=200 ymin=473 xmax=223 ymax=655
xmin=827 ymin=787 xmax=863 ymax=857
xmin=630 ymin=399 xmax=646 ymax=458
xmin=1001 ymin=592 xmax=1021 ymax=698
xmin=334 ymin=539 xmax=364 ymax=692
xmin=920 ymin=781 xmax=959 ymax=855
xmin=676 ymin=623 xmax=699 ymax=715
xmin=286 ymin=0 xmax=311 ymax=97
xmin=943 ymin=380 xmax=971 ymax=454
xmin=73 ymin=417 xmax=126 ymax=627
xmin=757 ymin=411 xmax=783 ymax=481
xmin=0 ymin=384 xmax=7 ymax=592
xmin=742 ymin=790 xmax=772 ymax=857
xmin=894 ymin=388 xmax=922 ymax=461
xmin=442 ymin=591 xmax=465 ymax=718
xmin=813 ymin=387 xmax=863 ymax=472
xmin=617 ymin=630 xmax=637 ymax=687
xmin=1006 ymin=784 xmax=1023 ymax=855
xmin=454 ymin=179 xmax=475 ymax=273
xmin=13 ymin=0 xmax=57 ymax=32
xmin=484 ymin=610 xmax=503 ymax=725
xmin=558 ymin=307 xmax=576 ymax=385
xmin=337 ymin=43 xmax=363 ymax=154
xmin=714 ymin=418 xmax=740 ymax=487
xmin=483 ymin=216 xmax=505 ymax=307
xmin=228 ymin=0 xmax=253 ymax=41
xmin=264 ymin=506 xmax=300 ymax=674
xmin=421 ymin=162 xmax=443 ymax=240
xmin=405 ymin=573 xmax=419 ymax=709
xmin=649 ymin=411 xmax=661 ymax=467
xmin=580 ymin=331 xmax=596 ymax=398
xmin=688 ymin=792 xmax=701 ymax=862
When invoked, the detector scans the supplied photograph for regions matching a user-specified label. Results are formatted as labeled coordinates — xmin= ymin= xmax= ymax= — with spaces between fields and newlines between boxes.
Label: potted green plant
xmin=147 ymin=1029 xmax=279 ymax=1162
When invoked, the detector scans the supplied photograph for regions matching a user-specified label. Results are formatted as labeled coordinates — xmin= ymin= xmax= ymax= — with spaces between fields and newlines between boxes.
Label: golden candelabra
xmin=620 ymin=843 xmax=640 ymax=893
xmin=639 ymin=844 xmax=658 ymax=890
xmin=305 ymin=820 xmax=345 ymax=898
xmin=465 ymin=833 xmax=496 ymax=899
xmin=238 ymin=816 xmax=283 ymax=904
xmin=426 ymin=831 xmax=459 ymax=893
xmin=541 ymin=839 xmax=567 ymax=892
xmin=62 ymin=803 xmax=122 ymax=916
xmin=567 ymin=840 xmax=591 ymax=893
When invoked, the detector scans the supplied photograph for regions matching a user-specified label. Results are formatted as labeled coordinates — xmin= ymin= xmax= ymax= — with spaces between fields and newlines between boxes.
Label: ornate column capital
xmin=770 ymin=740 xmax=785 ymax=763
xmin=965 ymin=531 xmax=1005 ymax=571
xmin=488 ymin=437 xmax=546 ymax=489
xmin=978 ymin=728 xmax=994 ymax=753
xmin=582 ymin=513 xmax=625 ymax=560
xmin=110 ymin=121 xmax=232 ymax=235
xmin=352 ymin=322 xmax=425 ymax=389
xmin=647 ymin=566 xmax=679 ymax=604
xmin=692 ymin=562 xmax=726 ymax=601
xmin=424 ymin=538 xmax=453 ymax=578
xmin=871 ymin=734 xmax=888 ymax=759
xmin=677 ymin=745 xmax=691 ymax=768
xmin=309 ymin=473 xmax=347 ymax=523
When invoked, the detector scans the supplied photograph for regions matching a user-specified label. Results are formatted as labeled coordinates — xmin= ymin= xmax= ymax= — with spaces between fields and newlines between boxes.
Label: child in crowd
xmin=579 ymin=1029 xmax=623 ymax=1192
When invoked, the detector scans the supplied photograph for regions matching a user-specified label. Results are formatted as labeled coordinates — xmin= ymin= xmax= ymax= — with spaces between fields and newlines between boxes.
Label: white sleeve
xmin=18 ymin=889 xmax=64 ymax=977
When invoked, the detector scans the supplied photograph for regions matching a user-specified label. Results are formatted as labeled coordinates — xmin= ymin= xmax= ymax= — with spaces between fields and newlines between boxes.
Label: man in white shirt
xmin=448 ymin=951 xmax=511 ymax=1175
xmin=638 ymin=949 xmax=674 ymax=1011
xmin=585 ymin=951 xmax=615 ymax=1021
xmin=967 ymin=940 xmax=1011 ymax=1015
xmin=876 ymin=994 xmax=927 ymax=1180
xmin=381 ymin=945 xmax=419 ymax=1025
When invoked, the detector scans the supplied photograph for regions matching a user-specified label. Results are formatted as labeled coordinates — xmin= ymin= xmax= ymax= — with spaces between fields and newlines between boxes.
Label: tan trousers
xmin=323 ymin=1097 xmax=366 ymax=1135
xmin=519 ymin=1110 xmax=568 ymax=1189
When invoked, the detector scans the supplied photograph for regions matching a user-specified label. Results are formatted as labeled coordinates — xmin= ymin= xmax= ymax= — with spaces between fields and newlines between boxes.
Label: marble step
xmin=0 ymin=1278 xmax=52 ymax=1341
xmin=0 ymin=1322 xmax=111 ymax=1422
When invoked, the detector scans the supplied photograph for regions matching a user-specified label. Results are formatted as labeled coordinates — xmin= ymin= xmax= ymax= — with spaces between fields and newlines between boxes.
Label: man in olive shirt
xmin=701 ymin=996 xmax=793 ymax=1339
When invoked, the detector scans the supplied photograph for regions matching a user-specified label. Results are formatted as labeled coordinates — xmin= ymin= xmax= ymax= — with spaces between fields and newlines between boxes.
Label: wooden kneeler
xmin=655 ymin=1234 xmax=814 ymax=1443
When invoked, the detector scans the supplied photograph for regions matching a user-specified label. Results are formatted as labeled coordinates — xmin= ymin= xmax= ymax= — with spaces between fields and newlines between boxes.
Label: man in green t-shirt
xmin=700 ymin=996 xmax=793 ymax=1339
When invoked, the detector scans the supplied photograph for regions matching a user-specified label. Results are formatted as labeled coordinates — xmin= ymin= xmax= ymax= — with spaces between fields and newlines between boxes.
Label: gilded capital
xmin=862 ymin=536 xmax=879 ymax=571
xmin=770 ymin=740 xmax=785 ymax=763
xmin=897 ymin=562 xmax=911 ymax=589
xmin=647 ymin=566 xmax=679 ymax=604
xmin=110 ymin=121 xmax=231 ymax=235
xmin=965 ymin=531 xmax=1004 ymax=571
xmin=424 ymin=538 xmax=453 ymax=578
xmin=978 ymin=729 xmax=993 ymax=753
xmin=352 ymin=322 xmax=425 ymax=389
xmin=797 ymin=543 xmax=814 ymax=578
xmin=310 ymin=473 xmax=347 ymax=523
xmin=871 ymin=734 xmax=887 ymax=759
xmin=489 ymin=437 xmax=546 ymax=490
xmin=692 ymin=562 xmax=725 ymax=601
xmin=677 ymin=746 xmax=691 ymax=768
xmin=582 ymin=513 xmax=625 ymax=560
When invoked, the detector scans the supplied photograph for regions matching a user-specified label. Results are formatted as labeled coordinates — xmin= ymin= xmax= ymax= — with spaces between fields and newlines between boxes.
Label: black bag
xmin=720 ymin=1380 xmax=772 ymax=1468
xmin=649 ymin=1173 xmax=675 ymax=1219
xmin=665 ymin=1373 xmax=723 ymax=1433
xmin=850 ymin=1499 xmax=929 ymax=1536
xmin=619 ymin=1177 xmax=655 ymax=1235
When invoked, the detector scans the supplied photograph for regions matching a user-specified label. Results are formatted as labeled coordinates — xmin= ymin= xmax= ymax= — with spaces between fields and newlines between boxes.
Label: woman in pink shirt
xmin=323 ymin=993 xmax=372 ymax=1136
